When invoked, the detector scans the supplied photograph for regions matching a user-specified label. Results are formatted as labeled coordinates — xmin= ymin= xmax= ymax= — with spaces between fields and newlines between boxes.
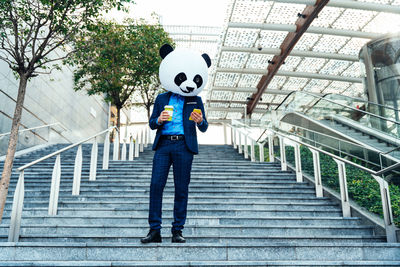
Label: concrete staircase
xmin=0 ymin=143 xmax=399 ymax=266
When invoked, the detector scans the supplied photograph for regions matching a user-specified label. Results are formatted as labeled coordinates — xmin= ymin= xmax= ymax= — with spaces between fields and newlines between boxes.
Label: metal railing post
xmin=49 ymin=154 xmax=61 ymax=216
xmin=89 ymin=138 xmax=98 ymax=181
xmin=231 ymin=126 xmax=234 ymax=146
xmin=233 ymin=128 xmax=237 ymax=149
xmin=259 ymin=143 xmax=264 ymax=162
xmin=140 ymin=130 xmax=144 ymax=152
xmin=121 ymin=139 xmax=127 ymax=161
xmin=294 ymin=144 xmax=303 ymax=183
xmin=8 ymin=171 xmax=24 ymax=242
xmin=223 ymin=124 xmax=227 ymax=145
xmin=244 ymin=135 xmax=249 ymax=159
xmin=129 ymin=136 xmax=134 ymax=161
xmin=72 ymin=144 xmax=82 ymax=196
xmin=309 ymin=148 xmax=323 ymax=197
xmin=102 ymin=131 xmax=110 ymax=170
xmin=238 ymin=132 xmax=243 ymax=154
xmin=113 ymin=132 xmax=119 ymax=160
xmin=250 ymin=139 xmax=255 ymax=162
xmin=333 ymin=159 xmax=351 ymax=217
xmin=278 ymin=136 xmax=287 ymax=171
xmin=144 ymin=128 xmax=148 ymax=148
xmin=268 ymin=135 xmax=274 ymax=162
xmin=135 ymin=133 xmax=140 ymax=158
xmin=372 ymin=175 xmax=397 ymax=243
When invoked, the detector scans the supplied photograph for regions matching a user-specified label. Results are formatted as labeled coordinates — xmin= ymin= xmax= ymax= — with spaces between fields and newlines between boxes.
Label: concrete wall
xmin=0 ymin=58 xmax=109 ymax=155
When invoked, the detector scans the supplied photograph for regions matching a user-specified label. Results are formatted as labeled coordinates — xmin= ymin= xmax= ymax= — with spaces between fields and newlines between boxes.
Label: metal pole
xmin=333 ymin=159 xmax=351 ymax=217
xmin=113 ymin=131 xmax=119 ymax=161
xmin=121 ymin=140 xmax=127 ymax=161
xmin=244 ymin=135 xmax=249 ymax=159
xmin=238 ymin=132 xmax=243 ymax=154
xmin=49 ymin=154 xmax=61 ymax=216
xmin=268 ymin=135 xmax=274 ymax=162
xmin=294 ymin=144 xmax=303 ymax=183
xmin=129 ymin=136 xmax=134 ymax=161
xmin=309 ymin=148 xmax=323 ymax=198
xmin=250 ymin=139 xmax=255 ymax=162
xmin=102 ymin=131 xmax=110 ymax=170
xmin=223 ymin=124 xmax=227 ymax=145
xmin=89 ymin=138 xmax=98 ymax=181
xmin=231 ymin=126 xmax=234 ymax=146
xmin=278 ymin=136 xmax=287 ymax=171
xmin=8 ymin=171 xmax=24 ymax=242
xmin=72 ymin=144 xmax=82 ymax=196
xmin=233 ymin=128 xmax=237 ymax=149
xmin=259 ymin=143 xmax=264 ymax=162
xmin=135 ymin=133 xmax=140 ymax=158
xmin=140 ymin=130 xmax=144 ymax=153
xmin=372 ymin=175 xmax=397 ymax=243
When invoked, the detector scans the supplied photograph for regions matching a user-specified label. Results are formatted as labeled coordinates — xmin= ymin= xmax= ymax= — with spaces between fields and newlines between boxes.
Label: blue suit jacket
xmin=149 ymin=92 xmax=208 ymax=154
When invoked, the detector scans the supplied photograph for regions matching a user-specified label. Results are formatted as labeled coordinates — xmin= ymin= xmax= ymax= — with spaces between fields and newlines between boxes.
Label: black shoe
xmin=171 ymin=230 xmax=186 ymax=243
xmin=141 ymin=229 xmax=162 ymax=243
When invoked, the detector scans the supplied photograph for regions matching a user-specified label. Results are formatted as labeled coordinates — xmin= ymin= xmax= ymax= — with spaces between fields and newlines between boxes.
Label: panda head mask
xmin=159 ymin=44 xmax=211 ymax=97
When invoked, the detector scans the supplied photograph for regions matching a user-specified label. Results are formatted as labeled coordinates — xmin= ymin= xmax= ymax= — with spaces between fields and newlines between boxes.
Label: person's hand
xmin=158 ymin=111 xmax=170 ymax=124
xmin=191 ymin=110 xmax=203 ymax=124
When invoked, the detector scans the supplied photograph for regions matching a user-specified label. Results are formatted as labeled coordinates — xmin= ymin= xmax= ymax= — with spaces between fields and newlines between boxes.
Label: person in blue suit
xmin=141 ymin=44 xmax=211 ymax=243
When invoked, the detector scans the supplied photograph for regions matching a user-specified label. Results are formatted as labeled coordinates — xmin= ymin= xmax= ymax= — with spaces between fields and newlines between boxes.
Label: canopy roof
xmin=163 ymin=0 xmax=400 ymax=122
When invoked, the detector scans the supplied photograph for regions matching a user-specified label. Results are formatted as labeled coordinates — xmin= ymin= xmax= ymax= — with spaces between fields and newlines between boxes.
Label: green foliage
xmin=68 ymin=19 xmax=172 ymax=111
xmin=283 ymin=145 xmax=400 ymax=227
xmin=0 ymin=0 xmax=132 ymax=77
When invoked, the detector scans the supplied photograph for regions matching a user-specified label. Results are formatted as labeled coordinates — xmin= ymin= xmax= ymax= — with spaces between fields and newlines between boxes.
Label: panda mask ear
xmin=160 ymin=44 xmax=174 ymax=59
xmin=202 ymin=53 xmax=211 ymax=68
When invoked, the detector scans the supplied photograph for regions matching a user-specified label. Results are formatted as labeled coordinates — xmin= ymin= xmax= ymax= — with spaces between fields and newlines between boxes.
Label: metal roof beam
xmin=273 ymin=0 xmax=400 ymax=14
xmin=221 ymin=46 xmax=359 ymax=61
xmin=216 ymin=67 xmax=362 ymax=83
xmin=247 ymin=0 xmax=330 ymax=114
xmin=228 ymin=22 xmax=380 ymax=39
xmin=211 ymin=86 xmax=294 ymax=95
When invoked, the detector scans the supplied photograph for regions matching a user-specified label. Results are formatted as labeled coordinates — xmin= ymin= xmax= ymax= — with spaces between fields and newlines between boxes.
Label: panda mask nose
xmin=181 ymin=80 xmax=197 ymax=93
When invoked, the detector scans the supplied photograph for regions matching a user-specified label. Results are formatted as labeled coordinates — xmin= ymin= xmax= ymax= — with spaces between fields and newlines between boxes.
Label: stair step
xmin=0 ymin=243 xmax=398 ymax=261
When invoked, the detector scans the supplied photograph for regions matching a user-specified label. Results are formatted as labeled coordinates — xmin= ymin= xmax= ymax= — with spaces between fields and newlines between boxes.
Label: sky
xmin=108 ymin=0 xmax=231 ymax=27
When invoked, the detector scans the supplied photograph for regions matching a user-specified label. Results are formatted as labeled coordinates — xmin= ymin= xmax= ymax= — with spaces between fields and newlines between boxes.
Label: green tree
xmin=130 ymin=75 xmax=165 ymax=120
xmin=0 ymin=0 xmax=131 ymax=222
xmin=69 ymin=19 xmax=172 ymax=141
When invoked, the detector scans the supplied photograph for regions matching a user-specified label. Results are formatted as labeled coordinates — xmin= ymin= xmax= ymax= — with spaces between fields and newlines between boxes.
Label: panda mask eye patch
xmin=174 ymin=72 xmax=187 ymax=86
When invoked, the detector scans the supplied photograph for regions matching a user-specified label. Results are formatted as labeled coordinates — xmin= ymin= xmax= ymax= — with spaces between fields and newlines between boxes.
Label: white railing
xmin=8 ymin=124 xmax=151 ymax=242
xmin=228 ymin=122 xmax=398 ymax=243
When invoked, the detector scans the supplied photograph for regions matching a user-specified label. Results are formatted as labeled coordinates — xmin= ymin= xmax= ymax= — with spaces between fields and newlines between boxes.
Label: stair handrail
xmin=324 ymin=93 xmax=400 ymax=112
xmin=275 ymin=91 xmax=400 ymax=127
xmin=228 ymin=122 xmax=399 ymax=243
xmin=8 ymin=126 xmax=118 ymax=242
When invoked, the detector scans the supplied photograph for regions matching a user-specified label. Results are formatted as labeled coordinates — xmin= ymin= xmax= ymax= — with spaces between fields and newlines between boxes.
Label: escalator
xmin=253 ymin=91 xmax=400 ymax=177
xmin=267 ymin=91 xmax=400 ymax=154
